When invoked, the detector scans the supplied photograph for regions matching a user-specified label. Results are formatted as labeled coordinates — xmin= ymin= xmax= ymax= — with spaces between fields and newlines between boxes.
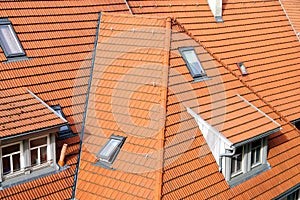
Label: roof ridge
xmin=172 ymin=18 xmax=300 ymax=134
xmin=155 ymin=16 xmax=172 ymax=200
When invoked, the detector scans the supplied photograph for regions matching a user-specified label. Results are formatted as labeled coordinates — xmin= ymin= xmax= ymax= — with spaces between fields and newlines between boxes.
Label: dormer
xmin=187 ymin=94 xmax=281 ymax=187
xmin=0 ymin=89 xmax=69 ymax=188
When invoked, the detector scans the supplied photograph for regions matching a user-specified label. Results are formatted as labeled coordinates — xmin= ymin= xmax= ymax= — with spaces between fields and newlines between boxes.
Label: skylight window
xmin=97 ymin=135 xmax=126 ymax=166
xmin=0 ymin=19 xmax=25 ymax=59
xmin=51 ymin=105 xmax=73 ymax=139
xmin=237 ymin=62 xmax=248 ymax=76
xmin=179 ymin=47 xmax=207 ymax=79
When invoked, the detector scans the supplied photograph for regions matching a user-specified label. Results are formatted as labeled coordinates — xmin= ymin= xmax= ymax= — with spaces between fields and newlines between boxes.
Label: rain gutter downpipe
xmin=219 ymin=146 xmax=236 ymax=173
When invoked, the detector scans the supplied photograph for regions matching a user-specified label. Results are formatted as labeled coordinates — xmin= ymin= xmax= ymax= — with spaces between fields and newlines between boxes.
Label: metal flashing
xmin=71 ymin=12 xmax=102 ymax=199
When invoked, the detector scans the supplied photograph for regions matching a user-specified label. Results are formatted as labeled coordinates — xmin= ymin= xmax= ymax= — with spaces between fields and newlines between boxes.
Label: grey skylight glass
xmin=0 ymin=19 xmax=25 ymax=58
xmin=179 ymin=47 xmax=206 ymax=79
xmin=97 ymin=135 xmax=126 ymax=165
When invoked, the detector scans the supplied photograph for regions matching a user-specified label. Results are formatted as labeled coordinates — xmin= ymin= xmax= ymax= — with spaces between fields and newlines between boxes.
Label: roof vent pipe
xmin=207 ymin=0 xmax=223 ymax=22
xmin=58 ymin=144 xmax=68 ymax=167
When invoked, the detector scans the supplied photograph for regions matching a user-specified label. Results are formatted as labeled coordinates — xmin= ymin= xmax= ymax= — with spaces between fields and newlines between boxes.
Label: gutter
xmin=274 ymin=182 xmax=300 ymax=199
xmin=0 ymin=124 xmax=65 ymax=141
xmin=219 ymin=146 xmax=236 ymax=172
xmin=71 ymin=12 xmax=102 ymax=199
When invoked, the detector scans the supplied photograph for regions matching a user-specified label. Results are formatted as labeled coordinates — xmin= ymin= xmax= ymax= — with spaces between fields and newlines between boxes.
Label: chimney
xmin=58 ymin=144 xmax=68 ymax=167
xmin=207 ymin=0 xmax=223 ymax=22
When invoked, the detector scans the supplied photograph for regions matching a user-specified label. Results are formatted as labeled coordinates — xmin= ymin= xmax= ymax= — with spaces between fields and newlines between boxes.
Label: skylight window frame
xmin=237 ymin=62 xmax=248 ymax=76
xmin=179 ymin=47 xmax=207 ymax=79
xmin=97 ymin=135 xmax=126 ymax=166
xmin=0 ymin=19 xmax=26 ymax=59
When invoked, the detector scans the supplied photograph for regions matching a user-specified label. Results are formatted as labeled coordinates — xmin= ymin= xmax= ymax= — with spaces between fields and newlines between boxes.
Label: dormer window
xmin=97 ymin=135 xmax=126 ymax=167
xmin=231 ymin=146 xmax=242 ymax=177
xmin=0 ymin=134 xmax=55 ymax=185
xmin=250 ymin=139 xmax=262 ymax=167
xmin=0 ymin=19 xmax=26 ymax=60
xmin=51 ymin=105 xmax=73 ymax=139
xmin=228 ymin=138 xmax=269 ymax=186
xmin=2 ymin=143 xmax=22 ymax=176
xmin=179 ymin=47 xmax=208 ymax=80
xmin=30 ymin=136 xmax=49 ymax=167
xmin=237 ymin=62 xmax=248 ymax=76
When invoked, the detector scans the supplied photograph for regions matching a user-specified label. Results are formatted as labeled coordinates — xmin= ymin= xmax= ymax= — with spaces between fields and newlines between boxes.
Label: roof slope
xmin=76 ymin=13 xmax=168 ymax=200
xmin=127 ymin=0 xmax=300 ymax=122
xmin=280 ymin=0 xmax=300 ymax=35
xmin=0 ymin=88 xmax=66 ymax=138
xmin=75 ymin=11 xmax=300 ymax=199
xmin=160 ymin=20 xmax=300 ymax=200
xmin=0 ymin=1 xmax=129 ymax=199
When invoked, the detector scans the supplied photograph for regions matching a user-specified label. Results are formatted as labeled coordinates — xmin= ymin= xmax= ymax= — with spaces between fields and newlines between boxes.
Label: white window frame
xmin=230 ymin=138 xmax=266 ymax=179
xmin=1 ymin=142 xmax=24 ymax=179
xmin=29 ymin=135 xmax=51 ymax=170
xmin=231 ymin=146 xmax=243 ymax=178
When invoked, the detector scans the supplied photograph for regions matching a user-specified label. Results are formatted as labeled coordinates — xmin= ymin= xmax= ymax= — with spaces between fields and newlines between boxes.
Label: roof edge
xmin=123 ymin=0 xmax=133 ymax=15
xmin=27 ymin=89 xmax=68 ymax=123
xmin=155 ymin=17 xmax=172 ymax=200
xmin=233 ymin=127 xmax=282 ymax=147
xmin=278 ymin=0 xmax=300 ymax=41
xmin=72 ymin=12 xmax=102 ymax=199
xmin=0 ymin=123 xmax=64 ymax=141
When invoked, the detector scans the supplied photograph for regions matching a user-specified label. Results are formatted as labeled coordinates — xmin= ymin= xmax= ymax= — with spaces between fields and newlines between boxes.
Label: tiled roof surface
xmin=75 ymin=10 xmax=300 ymax=199
xmin=160 ymin=22 xmax=300 ymax=199
xmin=0 ymin=87 xmax=66 ymax=138
xmin=0 ymin=1 xmax=129 ymax=199
xmin=1 ymin=0 xmax=300 ymax=199
xmin=127 ymin=0 xmax=300 ymax=122
xmin=76 ymin=13 xmax=168 ymax=200
xmin=280 ymin=0 xmax=300 ymax=34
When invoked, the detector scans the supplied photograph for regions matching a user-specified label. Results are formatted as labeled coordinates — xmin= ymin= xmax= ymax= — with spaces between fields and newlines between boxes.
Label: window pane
xmin=30 ymin=137 xmax=47 ymax=148
xmin=0 ymin=25 xmax=24 ymax=56
xmin=255 ymin=148 xmax=260 ymax=163
xmin=183 ymin=50 xmax=204 ymax=75
xmin=2 ymin=157 xmax=11 ymax=175
xmin=2 ymin=144 xmax=20 ymax=155
xmin=100 ymin=139 xmax=120 ymax=158
xmin=231 ymin=147 xmax=242 ymax=175
xmin=12 ymin=154 xmax=20 ymax=172
xmin=251 ymin=140 xmax=262 ymax=166
xmin=40 ymin=146 xmax=47 ymax=163
xmin=31 ymin=149 xmax=38 ymax=165
xmin=236 ymin=154 xmax=242 ymax=171
xmin=252 ymin=140 xmax=261 ymax=149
